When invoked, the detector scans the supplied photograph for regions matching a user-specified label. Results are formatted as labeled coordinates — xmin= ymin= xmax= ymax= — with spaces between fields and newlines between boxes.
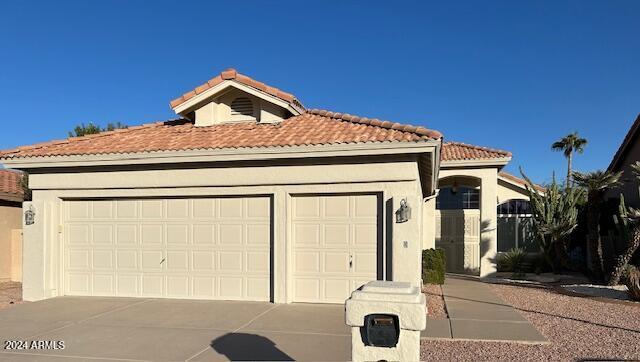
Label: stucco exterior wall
xmin=497 ymin=179 xmax=531 ymax=204
xmin=0 ymin=204 xmax=22 ymax=282
xmin=21 ymin=157 xmax=427 ymax=302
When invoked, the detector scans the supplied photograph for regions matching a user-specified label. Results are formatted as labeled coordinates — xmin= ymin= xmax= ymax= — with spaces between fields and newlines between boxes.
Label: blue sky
xmin=0 ymin=1 xmax=638 ymax=183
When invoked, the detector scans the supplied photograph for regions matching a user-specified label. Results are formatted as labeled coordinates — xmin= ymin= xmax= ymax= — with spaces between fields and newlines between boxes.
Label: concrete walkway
xmin=422 ymin=275 xmax=547 ymax=343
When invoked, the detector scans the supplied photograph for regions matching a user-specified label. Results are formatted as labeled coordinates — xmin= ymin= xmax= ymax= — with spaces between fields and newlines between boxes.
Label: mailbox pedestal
xmin=345 ymin=281 xmax=426 ymax=362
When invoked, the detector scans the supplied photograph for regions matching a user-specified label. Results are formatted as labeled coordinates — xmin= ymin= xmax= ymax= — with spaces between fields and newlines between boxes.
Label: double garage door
xmin=64 ymin=194 xmax=378 ymax=303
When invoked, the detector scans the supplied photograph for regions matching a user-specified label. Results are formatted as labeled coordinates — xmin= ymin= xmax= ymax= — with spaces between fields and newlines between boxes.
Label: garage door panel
xmin=167 ymin=199 xmax=189 ymax=218
xmin=247 ymin=197 xmax=270 ymax=218
xmin=219 ymin=198 xmax=244 ymax=219
xmin=116 ymin=225 xmax=138 ymax=245
xmin=69 ymin=201 xmax=90 ymax=219
xmin=193 ymin=277 xmax=215 ymax=297
xmin=68 ymin=225 xmax=90 ymax=245
xmin=246 ymin=251 xmax=269 ymax=272
xmin=142 ymin=275 xmax=164 ymax=296
xmin=192 ymin=251 xmax=215 ymax=270
xmin=92 ymin=250 xmax=114 ymax=269
xmin=141 ymin=224 xmax=163 ymax=245
xmin=294 ymin=251 xmax=320 ymax=273
xmin=219 ymin=224 xmax=243 ymax=245
xmin=218 ymin=251 xmax=243 ymax=271
xmin=116 ymin=200 xmax=138 ymax=219
xmin=116 ymin=250 xmax=138 ymax=270
xmin=246 ymin=224 xmax=270 ymax=245
xmin=92 ymin=225 xmax=113 ymax=245
xmin=68 ymin=250 xmax=90 ymax=269
xmin=117 ymin=274 xmax=140 ymax=295
xmin=324 ymin=252 xmax=349 ymax=273
xmin=166 ymin=250 xmax=189 ymax=271
xmin=294 ymin=224 xmax=320 ymax=245
xmin=324 ymin=196 xmax=350 ymax=218
xmin=141 ymin=250 xmax=163 ymax=270
xmin=167 ymin=276 xmax=189 ymax=297
xmin=292 ymin=194 xmax=379 ymax=303
xmin=166 ymin=224 xmax=189 ymax=245
xmin=219 ymin=277 xmax=243 ymax=298
xmin=92 ymin=201 xmax=113 ymax=219
xmin=141 ymin=200 xmax=163 ymax=219
xmin=93 ymin=274 xmax=114 ymax=295
xmin=68 ymin=273 xmax=90 ymax=294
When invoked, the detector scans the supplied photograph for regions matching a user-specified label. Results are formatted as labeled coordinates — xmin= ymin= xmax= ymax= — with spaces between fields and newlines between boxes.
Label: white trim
xmin=173 ymin=80 xmax=304 ymax=116
xmin=2 ymin=141 xmax=439 ymax=169
xmin=440 ymin=158 xmax=511 ymax=168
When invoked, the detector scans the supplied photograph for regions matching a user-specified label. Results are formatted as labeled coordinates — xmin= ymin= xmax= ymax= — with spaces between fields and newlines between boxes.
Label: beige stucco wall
xmin=497 ymin=179 xmax=531 ymax=204
xmin=0 ymin=204 xmax=22 ymax=282
xmin=21 ymin=156 xmax=428 ymax=302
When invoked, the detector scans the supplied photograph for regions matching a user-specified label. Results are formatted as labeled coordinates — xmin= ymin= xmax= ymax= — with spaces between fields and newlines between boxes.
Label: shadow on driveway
xmin=211 ymin=333 xmax=293 ymax=361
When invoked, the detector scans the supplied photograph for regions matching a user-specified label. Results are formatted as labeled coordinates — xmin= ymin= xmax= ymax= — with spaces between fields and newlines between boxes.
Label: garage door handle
xmin=349 ymin=255 xmax=353 ymax=269
xmin=160 ymin=258 xmax=166 ymax=265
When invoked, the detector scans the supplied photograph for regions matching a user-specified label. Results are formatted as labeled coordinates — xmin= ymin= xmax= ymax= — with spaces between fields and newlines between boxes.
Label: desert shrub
xmin=498 ymin=248 xmax=527 ymax=278
xmin=622 ymin=265 xmax=640 ymax=301
xmin=422 ymin=248 xmax=446 ymax=285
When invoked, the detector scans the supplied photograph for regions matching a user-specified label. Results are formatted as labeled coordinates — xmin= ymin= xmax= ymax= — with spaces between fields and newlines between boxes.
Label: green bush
xmin=422 ymin=248 xmax=446 ymax=284
xmin=498 ymin=248 xmax=527 ymax=278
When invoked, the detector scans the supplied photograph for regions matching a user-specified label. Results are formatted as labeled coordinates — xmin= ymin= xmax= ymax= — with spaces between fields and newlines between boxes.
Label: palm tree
xmin=552 ymin=133 xmax=588 ymax=186
xmin=573 ymin=170 xmax=622 ymax=282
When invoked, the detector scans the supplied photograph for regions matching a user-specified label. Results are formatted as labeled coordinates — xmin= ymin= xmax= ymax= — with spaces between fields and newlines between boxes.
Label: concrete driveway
xmin=0 ymin=297 xmax=350 ymax=361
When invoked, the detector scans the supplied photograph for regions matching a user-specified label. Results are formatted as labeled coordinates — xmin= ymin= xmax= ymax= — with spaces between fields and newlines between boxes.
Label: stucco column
xmin=21 ymin=200 xmax=46 ymax=301
xmin=480 ymin=169 xmax=498 ymax=277
xmin=390 ymin=194 xmax=423 ymax=287
xmin=422 ymin=198 xmax=436 ymax=250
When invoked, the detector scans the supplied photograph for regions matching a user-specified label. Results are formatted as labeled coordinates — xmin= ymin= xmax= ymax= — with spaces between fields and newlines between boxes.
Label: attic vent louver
xmin=230 ymin=97 xmax=254 ymax=117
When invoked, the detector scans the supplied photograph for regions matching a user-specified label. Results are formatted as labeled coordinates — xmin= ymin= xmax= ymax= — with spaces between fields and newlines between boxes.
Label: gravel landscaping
xmin=421 ymin=281 xmax=640 ymax=361
xmin=0 ymin=282 xmax=23 ymax=310
xmin=423 ymin=283 xmax=447 ymax=319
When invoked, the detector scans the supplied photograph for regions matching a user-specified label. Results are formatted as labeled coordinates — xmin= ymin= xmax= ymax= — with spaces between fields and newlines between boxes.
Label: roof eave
xmin=1 ymin=140 xmax=441 ymax=170
xmin=440 ymin=157 xmax=512 ymax=168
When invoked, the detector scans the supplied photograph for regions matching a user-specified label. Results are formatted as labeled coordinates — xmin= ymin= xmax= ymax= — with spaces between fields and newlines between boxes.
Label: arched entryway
xmin=435 ymin=176 xmax=482 ymax=275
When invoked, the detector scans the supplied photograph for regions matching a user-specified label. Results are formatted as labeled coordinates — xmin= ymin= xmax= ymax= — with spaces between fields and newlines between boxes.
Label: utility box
xmin=345 ymin=281 xmax=426 ymax=362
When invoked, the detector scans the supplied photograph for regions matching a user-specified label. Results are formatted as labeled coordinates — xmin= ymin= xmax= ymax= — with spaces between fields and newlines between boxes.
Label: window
xmin=436 ymin=187 xmax=479 ymax=210
xmin=497 ymin=199 xmax=531 ymax=215
xmin=230 ymin=97 xmax=254 ymax=117
xmin=497 ymin=199 xmax=537 ymax=252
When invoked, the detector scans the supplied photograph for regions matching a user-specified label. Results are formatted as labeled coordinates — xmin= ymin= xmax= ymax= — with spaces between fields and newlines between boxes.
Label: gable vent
xmin=230 ymin=97 xmax=254 ymax=117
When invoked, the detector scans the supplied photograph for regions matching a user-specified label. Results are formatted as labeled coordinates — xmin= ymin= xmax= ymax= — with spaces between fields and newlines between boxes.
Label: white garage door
xmin=63 ymin=197 xmax=271 ymax=301
xmin=291 ymin=194 xmax=379 ymax=303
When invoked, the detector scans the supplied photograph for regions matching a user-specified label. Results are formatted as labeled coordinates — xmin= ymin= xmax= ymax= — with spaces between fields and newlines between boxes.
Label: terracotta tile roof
xmin=608 ymin=113 xmax=640 ymax=172
xmin=170 ymin=68 xmax=304 ymax=110
xmin=499 ymin=171 xmax=545 ymax=193
xmin=0 ymin=169 xmax=23 ymax=202
xmin=0 ymin=110 xmax=441 ymax=159
xmin=441 ymin=142 xmax=511 ymax=162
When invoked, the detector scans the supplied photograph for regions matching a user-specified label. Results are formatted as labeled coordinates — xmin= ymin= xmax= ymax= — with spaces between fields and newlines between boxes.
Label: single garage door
xmin=63 ymin=197 xmax=271 ymax=301
xmin=291 ymin=194 xmax=379 ymax=303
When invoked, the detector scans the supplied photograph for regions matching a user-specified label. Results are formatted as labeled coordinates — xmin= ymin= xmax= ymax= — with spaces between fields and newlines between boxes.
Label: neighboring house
xmin=0 ymin=68 xmax=536 ymax=303
xmin=608 ymin=114 xmax=640 ymax=207
xmin=0 ymin=169 xmax=23 ymax=283
xmin=423 ymin=143 xmax=541 ymax=275
xmin=0 ymin=69 xmax=442 ymax=303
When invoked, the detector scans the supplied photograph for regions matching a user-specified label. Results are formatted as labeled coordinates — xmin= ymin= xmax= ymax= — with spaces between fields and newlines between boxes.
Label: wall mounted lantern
xmin=24 ymin=205 xmax=35 ymax=225
xmin=395 ymin=198 xmax=411 ymax=223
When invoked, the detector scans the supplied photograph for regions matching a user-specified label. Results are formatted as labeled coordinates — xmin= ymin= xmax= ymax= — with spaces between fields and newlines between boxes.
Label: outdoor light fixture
xmin=24 ymin=205 xmax=35 ymax=225
xmin=395 ymin=198 xmax=411 ymax=223
xmin=451 ymin=180 xmax=459 ymax=194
